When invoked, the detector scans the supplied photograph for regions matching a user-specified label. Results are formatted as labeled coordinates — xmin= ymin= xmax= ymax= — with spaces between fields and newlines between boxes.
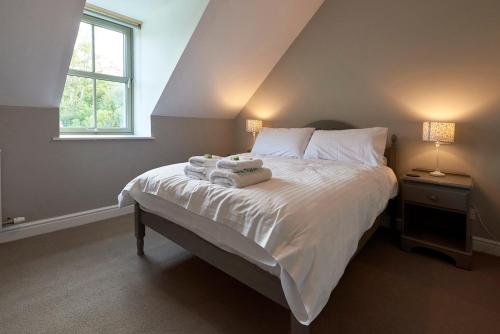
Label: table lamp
xmin=246 ymin=119 xmax=263 ymax=143
xmin=422 ymin=121 xmax=455 ymax=177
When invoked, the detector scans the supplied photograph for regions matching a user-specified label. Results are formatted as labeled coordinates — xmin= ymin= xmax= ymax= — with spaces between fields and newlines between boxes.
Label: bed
xmin=119 ymin=121 xmax=398 ymax=334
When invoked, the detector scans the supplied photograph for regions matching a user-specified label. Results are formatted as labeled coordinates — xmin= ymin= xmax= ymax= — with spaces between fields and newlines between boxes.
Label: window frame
xmin=61 ymin=14 xmax=134 ymax=134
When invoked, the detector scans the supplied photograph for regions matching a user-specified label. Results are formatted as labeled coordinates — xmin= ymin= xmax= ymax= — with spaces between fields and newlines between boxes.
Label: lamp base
xmin=430 ymin=170 xmax=446 ymax=177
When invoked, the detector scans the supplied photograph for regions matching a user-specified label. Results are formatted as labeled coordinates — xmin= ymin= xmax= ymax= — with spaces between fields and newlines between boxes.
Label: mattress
xmin=119 ymin=153 xmax=398 ymax=325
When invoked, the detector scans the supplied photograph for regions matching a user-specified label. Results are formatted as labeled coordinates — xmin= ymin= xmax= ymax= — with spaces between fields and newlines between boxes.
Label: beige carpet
xmin=1 ymin=215 xmax=499 ymax=334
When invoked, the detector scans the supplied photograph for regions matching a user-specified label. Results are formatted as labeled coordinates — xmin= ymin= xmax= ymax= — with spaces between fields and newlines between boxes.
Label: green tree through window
xmin=60 ymin=15 xmax=132 ymax=134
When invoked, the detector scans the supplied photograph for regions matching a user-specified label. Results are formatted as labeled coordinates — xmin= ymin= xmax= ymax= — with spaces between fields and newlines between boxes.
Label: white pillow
xmin=251 ymin=127 xmax=315 ymax=158
xmin=303 ymin=127 xmax=388 ymax=166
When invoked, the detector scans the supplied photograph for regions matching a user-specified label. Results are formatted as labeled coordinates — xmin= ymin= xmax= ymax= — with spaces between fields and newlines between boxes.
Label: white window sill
xmin=53 ymin=135 xmax=155 ymax=141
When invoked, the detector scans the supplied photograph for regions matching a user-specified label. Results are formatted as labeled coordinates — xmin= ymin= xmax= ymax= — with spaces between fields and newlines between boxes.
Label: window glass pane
xmin=60 ymin=76 xmax=95 ymax=129
xmin=95 ymin=26 xmax=124 ymax=76
xmin=69 ymin=22 xmax=92 ymax=71
xmin=96 ymin=80 xmax=126 ymax=128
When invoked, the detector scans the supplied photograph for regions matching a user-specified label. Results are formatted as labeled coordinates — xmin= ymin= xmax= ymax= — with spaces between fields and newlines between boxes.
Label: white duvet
xmin=118 ymin=154 xmax=397 ymax=325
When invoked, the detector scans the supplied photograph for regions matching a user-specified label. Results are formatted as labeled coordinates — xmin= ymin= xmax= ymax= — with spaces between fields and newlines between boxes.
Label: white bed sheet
xmin=133 ymin=191 xmax=281 ymax=276
xmin=119 ymin=154 xmax=398 ymax=325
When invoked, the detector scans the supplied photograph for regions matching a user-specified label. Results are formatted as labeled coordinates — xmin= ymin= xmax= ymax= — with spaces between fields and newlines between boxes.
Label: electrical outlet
xmin=2 ymin=216 xmax=26 ymax=227
xmin=13 ymin=217 xmax=26 ymax=224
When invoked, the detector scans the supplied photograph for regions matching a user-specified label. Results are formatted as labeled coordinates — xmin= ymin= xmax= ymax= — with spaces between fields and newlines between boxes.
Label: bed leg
xmin=290 ymin=313 xmax=310 ymax=334
xmin=134 ymin=202 xmax=145 ymax=256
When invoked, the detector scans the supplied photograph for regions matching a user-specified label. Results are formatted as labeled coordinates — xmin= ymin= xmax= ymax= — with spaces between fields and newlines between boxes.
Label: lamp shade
xmin=422 ymin=121 xmax=455 ymax=143
xmin=246 ymin=119 xmax=263 ymax=133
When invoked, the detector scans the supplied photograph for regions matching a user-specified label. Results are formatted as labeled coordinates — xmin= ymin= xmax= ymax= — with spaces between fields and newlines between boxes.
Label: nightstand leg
xmin=455 ymin=254 xmax=472 ymax=270
xmin=400 ymin=239 xmax=413 ymax=252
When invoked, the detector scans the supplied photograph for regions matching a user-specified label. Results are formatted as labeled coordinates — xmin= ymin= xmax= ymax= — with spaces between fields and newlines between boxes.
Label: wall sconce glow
xmin=246 ymin=100 xmax=285 ymax=120
xmin=253 ymin=109 xmax=277 ymax=120
xmin=422 ymin=121 xmax=455 ymax=177
xmin=382 ymin=68 xmax=500 ymax=121
xmin=246 ymin=119 xmax=263 ymax=142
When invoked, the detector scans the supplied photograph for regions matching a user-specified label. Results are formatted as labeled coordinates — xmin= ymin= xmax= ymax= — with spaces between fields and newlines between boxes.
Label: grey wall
xmin=237 ymin=0 xmax=500 ymax=239
xmin=0 ymin=0 xmax=84 ymax=107
xmin=153 ymin=0 xmax=324 ymax=118
xmin=0 ymin=106 xmax=235 ymax=221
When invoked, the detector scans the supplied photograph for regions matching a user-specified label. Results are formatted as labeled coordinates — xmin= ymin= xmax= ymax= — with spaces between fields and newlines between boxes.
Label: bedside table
xmin=401 ymin=170 xmax=473 ymax=269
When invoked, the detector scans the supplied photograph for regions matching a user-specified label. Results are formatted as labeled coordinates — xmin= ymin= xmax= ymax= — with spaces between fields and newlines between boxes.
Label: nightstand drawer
xmin=403 ymin=182 xmax=468 ymax=212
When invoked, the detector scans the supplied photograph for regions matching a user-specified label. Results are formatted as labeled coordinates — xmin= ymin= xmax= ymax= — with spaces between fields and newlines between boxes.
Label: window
xmin=60 ymin=14 xmax=133 ymax=134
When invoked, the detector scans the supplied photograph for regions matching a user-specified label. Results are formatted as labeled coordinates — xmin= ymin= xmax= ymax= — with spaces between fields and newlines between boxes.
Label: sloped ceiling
xmin=153 ymin=0 xmax=325 ymax=118
xmin=0 ymin=0 xmax=85 ymax=108
xmin=0 ymin=0 xmax=324 ymax=120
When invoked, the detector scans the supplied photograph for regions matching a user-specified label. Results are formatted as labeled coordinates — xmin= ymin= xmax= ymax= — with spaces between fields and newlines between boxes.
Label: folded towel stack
xmin=210 ymin=167 xmax=272 ymax=188
xmin=216 ymin=158 xmax=263 ymax=172
xmin=188 ymin=155 xmax=220 ymax=168
xmin=184 ymin=155 xmax=220 ymax=180
xmin=185 ymin=155 xmax=272 ymax=188
xmin=210 ymin=156 xmax=271 ymax=188
xmin=184 ymin=165 xmax=208 ymax=180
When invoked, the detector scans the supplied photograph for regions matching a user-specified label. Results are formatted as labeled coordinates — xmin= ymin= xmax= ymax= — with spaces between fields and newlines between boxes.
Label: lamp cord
xmin=473 ymin=207 xmax=499 ymax=245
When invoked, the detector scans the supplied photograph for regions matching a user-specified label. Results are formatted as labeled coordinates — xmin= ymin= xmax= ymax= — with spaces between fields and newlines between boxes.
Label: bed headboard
xmin=305 ymin=120 xmax=398 ymax=170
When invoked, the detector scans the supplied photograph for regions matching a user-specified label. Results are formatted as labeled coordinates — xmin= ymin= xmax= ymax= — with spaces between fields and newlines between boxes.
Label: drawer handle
xmin=429 ymin=195 xmax=439 ymax=202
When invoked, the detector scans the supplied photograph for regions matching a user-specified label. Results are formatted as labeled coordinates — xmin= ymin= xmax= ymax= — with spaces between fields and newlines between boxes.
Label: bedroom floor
xmin=1 ymin=216 xmax=499 ymax=334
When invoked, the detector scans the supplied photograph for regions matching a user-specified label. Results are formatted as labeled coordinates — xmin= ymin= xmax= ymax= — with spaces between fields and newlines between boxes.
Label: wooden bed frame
xmin=134 ymin=121 xmax=397 ymax=334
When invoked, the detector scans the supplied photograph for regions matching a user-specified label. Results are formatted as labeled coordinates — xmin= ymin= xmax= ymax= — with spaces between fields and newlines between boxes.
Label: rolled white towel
xmin=216 ymin=158 xmax=263 ymax=172
xmin=188 ymin=155 xmax=220 ymax=168
xmin=184 ymin=164 xmax=214 ymax=180
xmin=209 ymin=168 xmax=272 ymax=188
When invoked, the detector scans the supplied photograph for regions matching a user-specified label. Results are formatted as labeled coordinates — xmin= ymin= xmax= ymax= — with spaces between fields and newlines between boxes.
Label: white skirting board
xmin=472 ymin=237 xmax=500 ymax=257
xmin=0 ymin=205 xmax=133 ymax=244
xmin=1 ymin=208 xmax=499 ymax=257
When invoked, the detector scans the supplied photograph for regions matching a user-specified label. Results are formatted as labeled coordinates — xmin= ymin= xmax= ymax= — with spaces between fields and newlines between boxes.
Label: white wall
xmin=88 ymin=0 xmax=209 ymax=135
